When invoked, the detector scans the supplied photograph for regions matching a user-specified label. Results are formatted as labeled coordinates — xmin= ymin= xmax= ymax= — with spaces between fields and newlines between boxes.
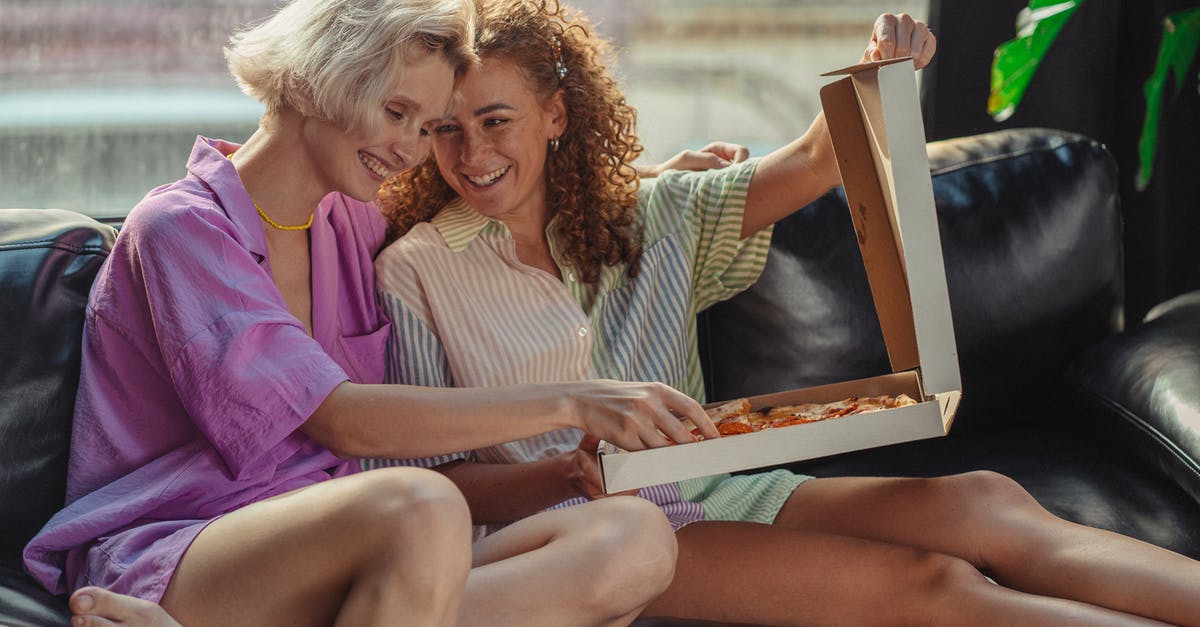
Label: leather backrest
xmin=0 ymin=209 xmax=115 ymax=568
xmin=700 ymin=128 xmax=1123 ymax=434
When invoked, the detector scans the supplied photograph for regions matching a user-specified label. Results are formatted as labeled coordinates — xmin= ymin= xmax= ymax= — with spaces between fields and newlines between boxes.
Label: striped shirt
xmin=368 ymin=158 xmax=806 ymax=534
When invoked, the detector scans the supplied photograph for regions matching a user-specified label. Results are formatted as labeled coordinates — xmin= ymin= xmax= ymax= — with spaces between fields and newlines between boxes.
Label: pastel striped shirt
xmin=367 ymin=158 xmax=807 ymax=534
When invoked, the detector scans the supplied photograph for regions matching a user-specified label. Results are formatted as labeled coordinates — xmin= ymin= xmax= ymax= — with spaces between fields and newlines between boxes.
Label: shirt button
xmin=577 ymin=326 xmax=589 ymax=337
xmin=567 ymin=272 xmax=576 ymax=282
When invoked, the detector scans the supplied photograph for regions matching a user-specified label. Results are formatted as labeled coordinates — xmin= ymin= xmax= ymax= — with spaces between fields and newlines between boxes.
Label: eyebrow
xmin=473 ymin=103 xmax=515 ymax=117
xmin=387 ymin=96 xmax=420 ymax=112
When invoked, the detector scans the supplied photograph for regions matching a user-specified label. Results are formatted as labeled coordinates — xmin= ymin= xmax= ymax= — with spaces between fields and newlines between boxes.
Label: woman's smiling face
xmin=431 ymin=56 xmax=566 ymax=223
xmin=303 ymin=49 xmax=457 ymax=203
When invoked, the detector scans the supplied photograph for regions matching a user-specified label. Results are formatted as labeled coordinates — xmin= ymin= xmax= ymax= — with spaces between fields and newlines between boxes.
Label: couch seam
xmin=930 ymin=137 xmax=1092 ymax=177
xmin=1067 ymin=379 xmax=1200 ymax=485
xmin=0 ymin=239 xmax=110 ymax=256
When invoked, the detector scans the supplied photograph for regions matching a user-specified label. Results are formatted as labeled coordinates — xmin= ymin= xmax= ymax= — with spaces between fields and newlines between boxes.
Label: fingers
xmin=624 ymin=383 xmax=716 ymax=446
xmin=674 ymin=149 xmax=731 ymax=172
xmin=865 ymin=13 xmax=935 ymax=68
xmin=688 ymin=150 xmax=731 ymax=170
xmin=577 ymin=437 xmax=637 ymax=498
xmin=894 ymin=14 xmax=915 ymax=59
xmin=699 ymin=141 xmax=750 ymax=164
xmin=574 ymin=380 xmax=718 ymax=450
xmin=653 ymin=142 xmax=750 ymax=175
xmin=577 ymin=433 xmax=602 ymax=453
xmin=661 ymin=387 xmax=719 ymax=442
xmin=914 ymin=22 xmax=937 ymax=70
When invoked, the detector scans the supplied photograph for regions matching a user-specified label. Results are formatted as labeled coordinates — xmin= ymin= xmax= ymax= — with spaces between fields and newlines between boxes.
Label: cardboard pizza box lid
xmin=819 ymin=57 xmax=962 ymax=399
xmin=596 ymin=57 xmax=963 ymax=494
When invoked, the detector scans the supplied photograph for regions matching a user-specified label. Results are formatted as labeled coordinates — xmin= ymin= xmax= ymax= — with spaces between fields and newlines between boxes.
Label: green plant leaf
xmin=1137 ymin=8 xmax=1200 ymax=191
xmin=988 ymin=1 xmax=1083 ymax=121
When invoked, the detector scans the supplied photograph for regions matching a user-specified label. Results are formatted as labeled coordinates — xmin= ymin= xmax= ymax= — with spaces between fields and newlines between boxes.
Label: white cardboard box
xmin=599 ymin=58 xmax=962 ymax=494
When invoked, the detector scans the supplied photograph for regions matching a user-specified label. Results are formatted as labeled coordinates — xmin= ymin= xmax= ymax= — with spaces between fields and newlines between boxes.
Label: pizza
xmin=695 ymin=393 xmax=918 ymax=438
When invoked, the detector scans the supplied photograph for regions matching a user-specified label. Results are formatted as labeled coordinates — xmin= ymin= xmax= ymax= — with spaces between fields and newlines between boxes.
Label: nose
xmin=388 ymin=125 xmax=430 ymax=171
xmin=458 ymin=128 xmax=487 ymax=167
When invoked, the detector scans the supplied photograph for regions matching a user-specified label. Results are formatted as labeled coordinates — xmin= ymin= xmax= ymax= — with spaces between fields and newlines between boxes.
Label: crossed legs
xmin=643 ymin=471 xmax=1200 ymax=626
xmin=85 ymin=467 xmax=673 ymax=627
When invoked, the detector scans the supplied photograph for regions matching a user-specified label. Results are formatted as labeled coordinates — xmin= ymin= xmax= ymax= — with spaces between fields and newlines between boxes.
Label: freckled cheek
xmin=431 ymin=138 xmax=455 ymax=164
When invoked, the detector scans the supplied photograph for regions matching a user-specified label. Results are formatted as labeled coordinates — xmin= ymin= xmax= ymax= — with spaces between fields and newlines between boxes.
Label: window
xmin=0 ymin=0 xmax=926 ymax=218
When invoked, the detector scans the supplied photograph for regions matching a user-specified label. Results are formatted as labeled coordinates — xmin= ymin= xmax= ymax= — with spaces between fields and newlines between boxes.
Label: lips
xmin=464 ymin=165 xmax=510 ymax=187
xmin=358 ymin=151 xmax=393 ymax=179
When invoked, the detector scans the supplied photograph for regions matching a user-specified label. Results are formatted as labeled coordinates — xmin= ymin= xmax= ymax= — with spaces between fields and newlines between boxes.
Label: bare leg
xmin=644 ymin=521 xmax=1169 ymax=626
xmin=70 ymin=587 xmax=181 ymax=627
xmin=775 ymin=471 xmax=1200 ymax=626
xmin=160 ymin=467 xmax=473 ymax=627
xmin=460 ymin=496 xmax=677 ymax=627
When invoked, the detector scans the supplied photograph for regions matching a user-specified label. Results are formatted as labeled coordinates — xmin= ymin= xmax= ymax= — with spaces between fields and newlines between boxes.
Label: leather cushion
xmin=0 ymin=209 xmax=115 ymax=569
xmin=1066 ymin=290 xmax=1200 ymax=504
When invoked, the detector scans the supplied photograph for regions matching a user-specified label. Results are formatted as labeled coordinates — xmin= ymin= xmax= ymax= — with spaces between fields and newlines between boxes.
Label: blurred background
xmin=6 ymin=0 xmax=1196 ymax=321
xmin=0 ymin=0 xmax=925 ymax=220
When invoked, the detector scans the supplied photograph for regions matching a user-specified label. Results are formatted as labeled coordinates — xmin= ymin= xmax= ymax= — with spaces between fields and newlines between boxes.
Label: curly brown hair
xmin=376 ymin=0 xmax=644 ymax=283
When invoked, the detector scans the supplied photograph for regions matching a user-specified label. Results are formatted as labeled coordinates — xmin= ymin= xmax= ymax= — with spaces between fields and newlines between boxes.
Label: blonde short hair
xmin=225 ymin=0 xmax=476 ymax=133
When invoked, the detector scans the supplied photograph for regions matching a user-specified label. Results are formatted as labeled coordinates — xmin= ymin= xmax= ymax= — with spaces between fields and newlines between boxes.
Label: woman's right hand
xmin=562 ymin=379 xmax=718 ymax=450
xmin=562 ymin=434 xmax=640 ymax=499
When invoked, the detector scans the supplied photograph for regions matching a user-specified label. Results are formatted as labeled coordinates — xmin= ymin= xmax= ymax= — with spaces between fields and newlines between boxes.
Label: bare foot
xmin=69 ymin=586 xmax=182 ymax=627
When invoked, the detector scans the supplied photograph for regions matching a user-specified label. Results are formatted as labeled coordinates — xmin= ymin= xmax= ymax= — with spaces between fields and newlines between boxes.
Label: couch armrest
xmin=1066 ymin=290 xmax=1200 ymax=504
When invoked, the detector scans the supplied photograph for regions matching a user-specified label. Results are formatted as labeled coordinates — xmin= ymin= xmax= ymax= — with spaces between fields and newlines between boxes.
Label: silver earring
xmin=549 ymin=137 xmax=560 ymax=152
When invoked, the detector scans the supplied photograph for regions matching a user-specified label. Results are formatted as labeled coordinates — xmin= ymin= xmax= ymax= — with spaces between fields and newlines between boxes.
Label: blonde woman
xmin=24 ymin=1 xmax=709 ymax=625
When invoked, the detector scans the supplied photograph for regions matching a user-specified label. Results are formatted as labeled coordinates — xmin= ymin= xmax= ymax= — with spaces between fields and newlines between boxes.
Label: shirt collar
xmin=185 ymin=135 xmax=267 ymax=258
xmin=430 ymin=197 xmax=572 ymax=255
xmin=431 ymin=197 xmax=503 ymax=252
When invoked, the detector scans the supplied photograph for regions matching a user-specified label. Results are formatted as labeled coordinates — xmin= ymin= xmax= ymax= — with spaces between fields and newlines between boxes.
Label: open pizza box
xmin=599 ymin=57 xmax=962 ymax=493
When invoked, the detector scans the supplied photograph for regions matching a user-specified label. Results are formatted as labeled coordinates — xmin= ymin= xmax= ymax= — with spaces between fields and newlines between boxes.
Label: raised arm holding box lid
xmin=373 ymin=1 xmax=1200 ymax=625
xmin=742 ymin=13 xmax=936 ymax=239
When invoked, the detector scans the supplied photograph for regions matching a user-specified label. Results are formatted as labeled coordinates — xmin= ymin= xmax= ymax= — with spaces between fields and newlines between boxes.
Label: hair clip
xmin=551 ymin=35 xmax=567 ymax=81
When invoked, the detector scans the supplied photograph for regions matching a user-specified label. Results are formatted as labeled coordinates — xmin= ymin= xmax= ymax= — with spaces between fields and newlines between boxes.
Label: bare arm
xmin=437 ymin=434 xmax=620 ymax=525
xmin=301 ymin=378 xmax=719 ymax=459
xmin=437 ymin=459 xmax=578 ymax=525
xmin=740 ymin=12 xmax=937 ymax=239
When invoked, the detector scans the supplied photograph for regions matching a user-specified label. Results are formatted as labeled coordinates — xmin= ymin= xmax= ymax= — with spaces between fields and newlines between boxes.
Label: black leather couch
xmin=3 ymin=127 xmax=1199 ymax=626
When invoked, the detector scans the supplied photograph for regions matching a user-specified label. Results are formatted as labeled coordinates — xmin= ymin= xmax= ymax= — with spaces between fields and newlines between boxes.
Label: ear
xmin=545 ymin=88 xmax=568 ymax=138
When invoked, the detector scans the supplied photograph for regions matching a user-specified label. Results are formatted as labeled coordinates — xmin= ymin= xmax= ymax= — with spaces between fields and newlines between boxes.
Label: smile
xmin=465 ymin=166 xmax=510 ymax=187
xmin=359 ymin=151 xmax=393 ymax=179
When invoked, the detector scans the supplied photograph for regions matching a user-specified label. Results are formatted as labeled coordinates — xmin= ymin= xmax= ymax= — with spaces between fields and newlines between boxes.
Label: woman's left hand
xmin=862 ymin=13 xmax=936 ymax=70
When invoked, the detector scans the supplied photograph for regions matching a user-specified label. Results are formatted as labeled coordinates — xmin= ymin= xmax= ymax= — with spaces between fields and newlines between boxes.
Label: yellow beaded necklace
xmin=254 ymin=204 xmax=314 ymax=231
xmin=226 ymin=152 xmax=314 ymax=231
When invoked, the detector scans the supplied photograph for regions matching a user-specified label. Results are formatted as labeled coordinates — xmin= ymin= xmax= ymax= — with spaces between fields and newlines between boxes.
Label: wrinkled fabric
xmin=24 ymin=136 xmax=389 ymax=602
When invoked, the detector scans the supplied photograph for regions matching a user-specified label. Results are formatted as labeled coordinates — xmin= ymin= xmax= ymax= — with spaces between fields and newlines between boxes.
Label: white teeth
xmin=466 ymin=166 xmax=509 ymax=187
xmin=359 ymin=152 xmax=391 ymax=179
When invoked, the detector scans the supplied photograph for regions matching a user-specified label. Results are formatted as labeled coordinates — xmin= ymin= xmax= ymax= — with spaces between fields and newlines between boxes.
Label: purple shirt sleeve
xmin=94 ymin=197 xmax=349 ymax=481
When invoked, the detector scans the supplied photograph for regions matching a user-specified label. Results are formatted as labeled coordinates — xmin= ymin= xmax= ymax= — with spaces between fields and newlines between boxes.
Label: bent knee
xmin=340 ymin=468 xmax=470 ymax=534
xmin=578 ymin=497 xmax=677 ymax=602
xmin=944 ymin=470 xmax=1044 ymax=513
xmin=589 ymin=496 xmax=676 ymax=553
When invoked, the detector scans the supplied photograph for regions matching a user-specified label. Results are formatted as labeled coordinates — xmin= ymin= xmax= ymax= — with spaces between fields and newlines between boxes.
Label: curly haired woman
xmin=372 ymin=0 xmax=1200 ymax=624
